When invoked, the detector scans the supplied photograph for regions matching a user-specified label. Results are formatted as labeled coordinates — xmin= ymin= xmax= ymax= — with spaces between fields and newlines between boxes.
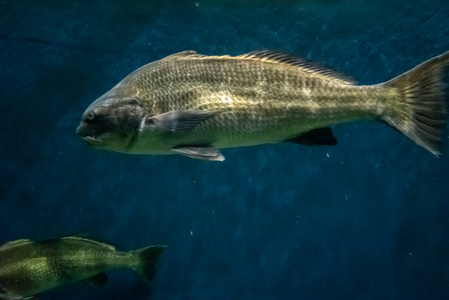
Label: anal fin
xmin=83 ymin=272 xmax=108 ymax=287
xmin=285 ymin=128 xmax=337 ymax=146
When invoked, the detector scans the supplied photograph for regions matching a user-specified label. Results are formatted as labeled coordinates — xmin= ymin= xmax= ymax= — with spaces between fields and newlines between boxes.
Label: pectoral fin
xmin=83 ymin=273 xmax=108 ymax=287
xmin=285 ymin=128 xmax=337 ymax=146
xmin=145 ymin=110 xmax=220 ymax=133
xmin=170 ymin=147 xmax=225 ymax=161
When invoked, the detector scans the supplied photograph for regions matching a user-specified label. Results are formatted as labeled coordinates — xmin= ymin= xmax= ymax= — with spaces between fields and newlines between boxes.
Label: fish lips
xmin=80 ymin=136 xmax=104 ymax=146
xmin=76 ymin=125 xmax=104 ymax=147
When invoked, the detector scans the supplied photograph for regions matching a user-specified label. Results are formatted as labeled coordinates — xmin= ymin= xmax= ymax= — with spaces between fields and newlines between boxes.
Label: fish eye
xmin=86 ymin=110 xmax=96 ymax=121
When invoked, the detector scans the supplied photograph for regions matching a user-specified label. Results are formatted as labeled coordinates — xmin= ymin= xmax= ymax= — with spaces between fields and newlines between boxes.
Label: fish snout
xmin=76 ymin=123 xmax=103 ymax=146
xmin=75 ymin=124 xmax=83 ymax=136
xmin=76 ymin=123 xmax=89 ymax=138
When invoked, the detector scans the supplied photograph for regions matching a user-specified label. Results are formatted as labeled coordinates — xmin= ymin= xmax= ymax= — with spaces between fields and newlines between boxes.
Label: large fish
xmin=76 ymin=50 xmax=449 ymax=161
xmin=0 ymin=235 xmax=166 ymax=300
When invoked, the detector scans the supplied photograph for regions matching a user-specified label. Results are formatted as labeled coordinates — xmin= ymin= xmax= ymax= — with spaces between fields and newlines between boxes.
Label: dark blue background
xmin=1 ymin=1 xmax=449 ymax=299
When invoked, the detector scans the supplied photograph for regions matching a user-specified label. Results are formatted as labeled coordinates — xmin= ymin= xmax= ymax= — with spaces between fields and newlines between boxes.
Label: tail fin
xmin=132 ymin=245 xmax=167 ymax=285
xmin=381 ymin=50 xmax=449 ymax=156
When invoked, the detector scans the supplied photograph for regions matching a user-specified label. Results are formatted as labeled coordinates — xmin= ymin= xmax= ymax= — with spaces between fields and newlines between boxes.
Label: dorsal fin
xmin=0 ymin=239 xmax=32 ymax=250
xmin=62 ymin=233 xmax=118 ymax=247
xmin=60 ymin=235 xmax=117 ymax=250
xmin=237 ymin=50 xmax=356 ymax=85
xmin=163 ymin=50 xmax=204 ymax=60
xmin=160 ymin=50 xmax=356 ymax=84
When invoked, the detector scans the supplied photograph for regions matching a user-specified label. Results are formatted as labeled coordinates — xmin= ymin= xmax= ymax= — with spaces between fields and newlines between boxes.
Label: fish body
xmin=0 ymin=236 xmax=166 ymax=300
xmin=76 ymin=50 xmax=449 ymax=161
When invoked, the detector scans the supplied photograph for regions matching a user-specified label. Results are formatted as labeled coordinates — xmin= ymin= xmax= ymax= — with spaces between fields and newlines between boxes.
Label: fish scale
xmin=77 ymin=50 xmax=449 ymax=161
xmin=0 ymin=236 xmax=166 ymax=299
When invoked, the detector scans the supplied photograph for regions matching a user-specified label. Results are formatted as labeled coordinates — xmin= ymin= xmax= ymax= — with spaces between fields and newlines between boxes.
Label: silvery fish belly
xmin=76 ymin=50 xmax=449 ymax=161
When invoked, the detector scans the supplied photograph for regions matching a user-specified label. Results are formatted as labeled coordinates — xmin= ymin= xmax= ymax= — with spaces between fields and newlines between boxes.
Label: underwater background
xmin=1 ymin=0 xmax=449 ymax=299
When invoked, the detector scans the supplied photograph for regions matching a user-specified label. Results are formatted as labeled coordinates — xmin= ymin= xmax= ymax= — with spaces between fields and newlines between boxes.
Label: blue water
xmin=1 ymin=1 xmax=449 ymax=299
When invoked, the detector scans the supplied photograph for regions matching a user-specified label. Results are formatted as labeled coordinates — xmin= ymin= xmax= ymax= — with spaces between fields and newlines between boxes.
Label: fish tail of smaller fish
xmin=128 ymin=245 xmax=167 ymax=285
xmin=380 ymin=50 xmax=449 ymax=155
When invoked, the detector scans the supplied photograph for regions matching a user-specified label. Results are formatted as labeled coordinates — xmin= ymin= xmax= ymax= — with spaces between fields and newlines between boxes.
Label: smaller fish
xmin=0 ymin=235 xmax=167 ymax=300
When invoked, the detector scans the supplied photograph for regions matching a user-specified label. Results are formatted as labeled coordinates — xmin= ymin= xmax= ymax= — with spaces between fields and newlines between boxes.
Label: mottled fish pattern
xmin=0 ymin=236 xmax=166 ymax=300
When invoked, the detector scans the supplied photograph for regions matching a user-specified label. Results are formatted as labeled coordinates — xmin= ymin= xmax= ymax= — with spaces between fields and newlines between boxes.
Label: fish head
xmin=76 ymin=92 xmax=146 ymax=152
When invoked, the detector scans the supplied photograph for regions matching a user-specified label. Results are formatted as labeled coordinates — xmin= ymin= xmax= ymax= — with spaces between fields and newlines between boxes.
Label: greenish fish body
xmin=77 ymin=50 xmax=449 ymax=161
xmin=0 ymin=236 xmax=166 ymax=300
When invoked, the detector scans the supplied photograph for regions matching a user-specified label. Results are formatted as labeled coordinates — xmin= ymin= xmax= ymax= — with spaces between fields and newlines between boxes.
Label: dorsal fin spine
xmin=237 ymin=50 xmax=356 ymax=85
xmin=160 ymin=50 xmax=356 ymax=85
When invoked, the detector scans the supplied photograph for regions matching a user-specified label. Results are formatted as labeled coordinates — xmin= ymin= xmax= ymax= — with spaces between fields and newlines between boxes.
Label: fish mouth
xmin=76 ymin=125 xmax=104 ymax=146
xmin=80 ymin=136 xmax=104 ymax=146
